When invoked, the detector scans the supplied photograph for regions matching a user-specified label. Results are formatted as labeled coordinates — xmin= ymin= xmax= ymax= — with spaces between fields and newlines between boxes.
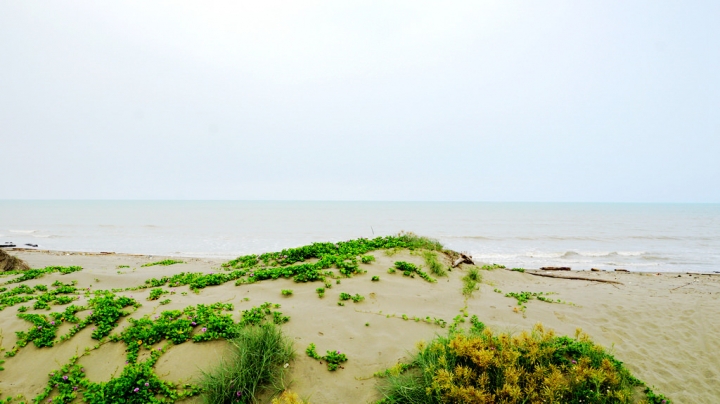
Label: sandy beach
xmin=0 ymin=247 xmax=718 ymax=403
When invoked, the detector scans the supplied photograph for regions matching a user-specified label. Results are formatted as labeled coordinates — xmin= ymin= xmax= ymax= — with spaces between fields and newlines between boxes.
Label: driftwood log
xmin=452 ymin=253 xmax=474 ymax=268
xmin=525 ymin=271 xmax=624 ymax=285
xmin=540 ymin=266 xmax=571 ymax=271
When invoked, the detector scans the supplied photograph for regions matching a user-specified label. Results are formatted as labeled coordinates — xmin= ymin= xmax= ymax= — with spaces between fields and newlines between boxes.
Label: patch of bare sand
xmin=1 ymin=249 xmax=717 ymax=403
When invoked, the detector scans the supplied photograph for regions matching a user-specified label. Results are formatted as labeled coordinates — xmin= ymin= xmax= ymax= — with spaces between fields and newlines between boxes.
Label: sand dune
xmin=0 ymin=249 xmax=717 ymax=403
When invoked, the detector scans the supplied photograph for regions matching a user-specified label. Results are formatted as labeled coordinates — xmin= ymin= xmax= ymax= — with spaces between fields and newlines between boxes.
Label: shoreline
xmin=5 ymin=247 xmax=720 ymax=276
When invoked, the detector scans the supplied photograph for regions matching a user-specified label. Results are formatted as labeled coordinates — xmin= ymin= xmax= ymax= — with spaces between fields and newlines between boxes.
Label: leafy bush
xmin=371 ymin=276 xmax=380 ymax=282
xmin=281 ymin=289 xmax=293 ymax=296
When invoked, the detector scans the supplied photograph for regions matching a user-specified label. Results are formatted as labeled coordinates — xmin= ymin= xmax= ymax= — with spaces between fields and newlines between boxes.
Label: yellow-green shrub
xmin=377 ymin=323 xmax=670 ymax=404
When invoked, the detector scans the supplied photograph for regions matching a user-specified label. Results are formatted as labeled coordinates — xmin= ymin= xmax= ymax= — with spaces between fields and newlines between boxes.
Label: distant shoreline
xmin=6 ymin=247 xmax=719 ymax=275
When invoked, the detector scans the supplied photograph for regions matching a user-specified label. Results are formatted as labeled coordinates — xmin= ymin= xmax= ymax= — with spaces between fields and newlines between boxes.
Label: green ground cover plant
xmin=5 ymin=291 xmax=139 ymax=357
xmin=142 ymin=259 xmax=184 ymax=267
xmin=480 ymin=264 xmax=506 ymax=270
xmin=375 ymin=323 xmax=671 ymax=404
xmin=361 ymin=255 xmax=376 ymax=264
xmin=4 ymin=266 xmax=82 ymax=285
xmin=24 ymin=301 xmax=292 ymax=404
xmin=504 ymin=291 xmax=570 ymax=313
xmin=148 ymin=287 xmax=168 ymax=300
xmin=281 ymin=289 xmax=293 ymax=296
xmin=394 ymin=262 xmax=436 ymax=283
xmin=34 ymin=352 xmax=201 ymax=404
xmin=371 ymin=276 xmax=380 ymax=281
xmin=305 ymin=343 xmax=348 ymax=371
xmin=510 ymin=267 xmax=525 ymax=273
xmin=222 ymin=233 xmax=444 ymax=284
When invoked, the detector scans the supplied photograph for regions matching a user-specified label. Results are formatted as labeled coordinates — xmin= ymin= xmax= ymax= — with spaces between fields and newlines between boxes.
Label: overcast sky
xmin=1 ymin=1 xmax=718 ymax=202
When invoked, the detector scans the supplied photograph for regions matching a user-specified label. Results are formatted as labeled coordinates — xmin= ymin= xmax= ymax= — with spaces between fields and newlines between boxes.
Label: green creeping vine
xmin=134 ymin=235 xmax=444 ymax=295
xmin=306 ymin=343 xmax=348 ymax=371
xmin=148 ymin=287 xmax=168 ymax=300
xmin=240 ymin=302 xmax=289 ymax=327
xmin=35 ymin=351 xmax=201 ymax=404
xmin=27 ymin=302 xmax=289 ymax=404
xmin=5 ymin=292 xmax=140 ymax=357
xmin=4 ymin=266 xmax=82 ymax=285
xmin=222 ymin=234 xmax=443 ymax=283
xmin=393 ymin=261 xmax=436 ymax=283
xmin=14 ymin=313 xmax=59 ymax=349
xmin=143 ymin=270 xmax=247 ymax=292
xmin=361 ymin=255 xmax=376 ymax=264
xmin=224 ymin=233 xmax=441 ymax=269
xmin=110 ymin=302 xmax=236 ymax=363
xmin=339 ymin=293 xmax=364 ymax=303
xmin=505 ymin=291 xmax=570 ymax=312
xmin=141 ymin=259 xmax=184 ymax=267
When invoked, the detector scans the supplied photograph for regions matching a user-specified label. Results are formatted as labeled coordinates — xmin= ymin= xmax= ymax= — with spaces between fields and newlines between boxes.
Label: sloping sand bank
xmin=1 ymin=249 xmax=718 ymax=403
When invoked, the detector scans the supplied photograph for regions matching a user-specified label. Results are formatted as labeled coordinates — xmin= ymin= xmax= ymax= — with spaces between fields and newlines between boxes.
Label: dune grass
xmin=461 ymin=267 xmax=481 ymax=297
xmin=200 ymin=323 xmax=294 ymax=404
xmin=422 ymin=251 xmax=447 ymax=277
xmin=376 ymin=323 xmax=671 ymax=404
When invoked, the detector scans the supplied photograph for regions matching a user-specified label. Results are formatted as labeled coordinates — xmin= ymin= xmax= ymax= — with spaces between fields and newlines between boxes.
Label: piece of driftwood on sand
xmin=451 ymin=253 xmax=474 ymax=268
xmin=524 ymin=270 xmax=624 ymax=285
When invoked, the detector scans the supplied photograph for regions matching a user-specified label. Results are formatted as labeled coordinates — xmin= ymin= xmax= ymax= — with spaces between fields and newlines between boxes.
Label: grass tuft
xmin=200 ymin=323 xmax=294 ymax=404
xmin=422 ymin=251 xmax=447 ymax=277
xmin=461 ymin=267 xmax=481 ymax=297
xmin=396 ymin=232 xmax=443 ymax=251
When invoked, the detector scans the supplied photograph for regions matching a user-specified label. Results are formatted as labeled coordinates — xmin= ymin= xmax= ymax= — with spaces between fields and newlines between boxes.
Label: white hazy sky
xmin=1 ymin=1 xmax=718 ymax=202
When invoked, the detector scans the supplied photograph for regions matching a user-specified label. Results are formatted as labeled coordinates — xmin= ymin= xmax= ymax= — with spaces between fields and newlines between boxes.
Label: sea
xmin=1 ymin=201 xmax=718 ymax=273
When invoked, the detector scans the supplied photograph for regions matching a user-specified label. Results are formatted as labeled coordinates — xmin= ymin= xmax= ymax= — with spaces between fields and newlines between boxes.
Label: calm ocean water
xmin=1 ymin=201 xmax=718 ymax=273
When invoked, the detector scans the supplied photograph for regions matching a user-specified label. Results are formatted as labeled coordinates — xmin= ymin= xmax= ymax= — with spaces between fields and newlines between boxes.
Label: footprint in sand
xmin=553 ymin=311 xmax=567 ymax=322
